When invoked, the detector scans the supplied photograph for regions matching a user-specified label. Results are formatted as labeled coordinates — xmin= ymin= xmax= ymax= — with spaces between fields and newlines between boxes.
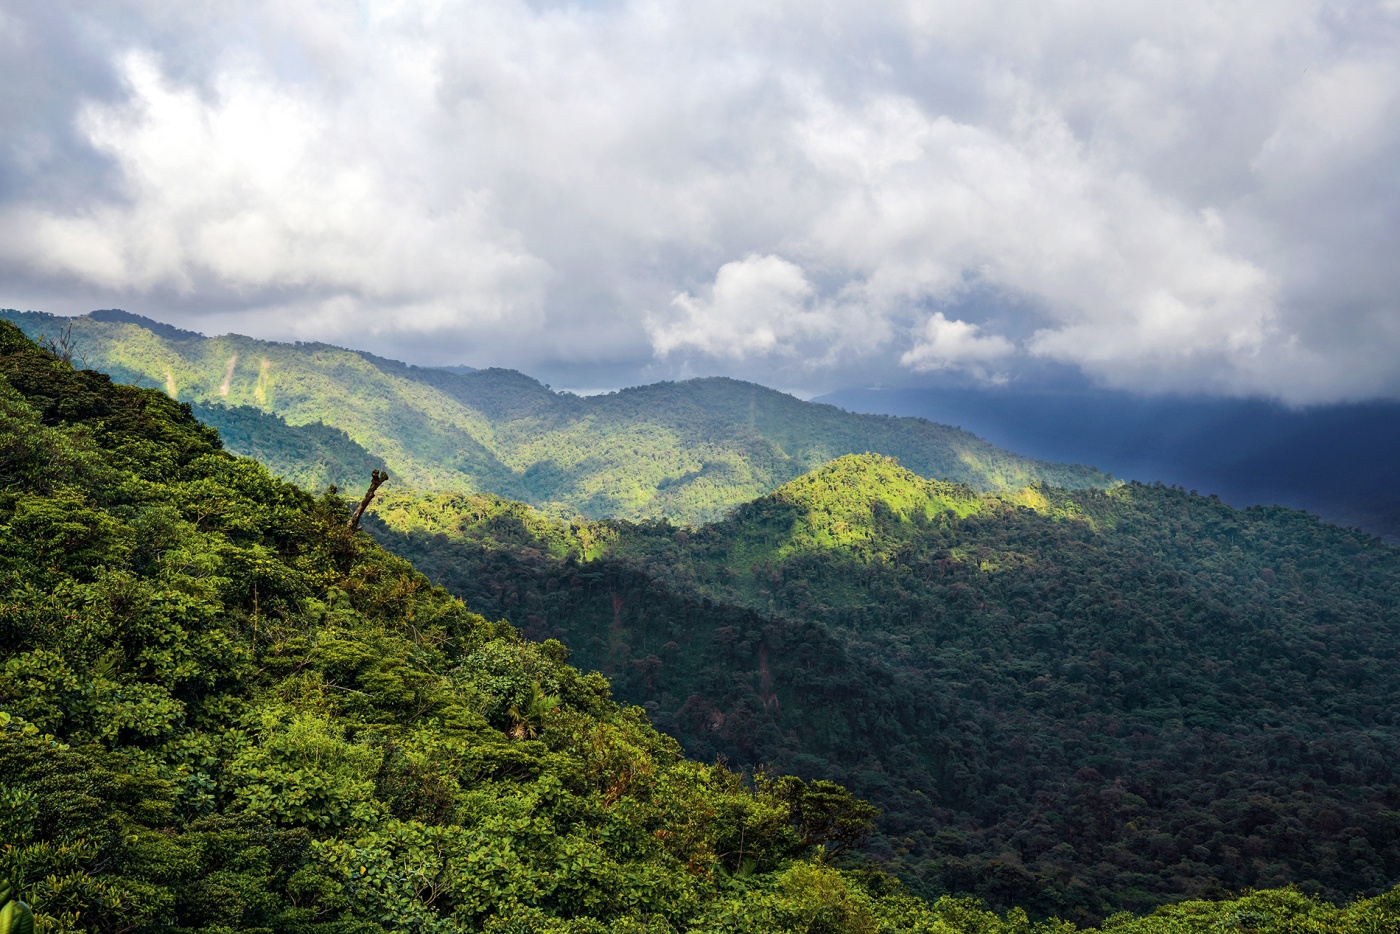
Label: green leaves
xmin=0 ymin=494 xmax=131 ymax=581
xmin=226 ymin=709 xmax=387 ymax=830
xmin=0 ymin=893 xmax=34 ymax=934
xmin=507 ymin=684 xmax=561 ymax=741
xmin=758 ymin=774 xmax=879 ymax=861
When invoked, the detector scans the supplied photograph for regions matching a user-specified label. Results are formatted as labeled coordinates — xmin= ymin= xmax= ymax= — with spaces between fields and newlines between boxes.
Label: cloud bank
xmin=0 ymin=0 xmax=1397 ymax=402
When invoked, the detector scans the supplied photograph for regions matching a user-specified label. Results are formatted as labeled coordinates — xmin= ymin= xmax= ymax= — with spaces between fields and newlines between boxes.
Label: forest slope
xmin=822 ymin=384 xmax=1400 ymax=543
xmin=0 ymin=320 xmax=1009 ymax=933
xmin=0 ymin=309 xmax=1112 ymax=522
xmin=186 ymin=401 xmax=387 ymax=493
xmin=373 ymin=455 xmax=1400 ymax=923
xmin=3 ymin=323 xmax=1398 ymax=932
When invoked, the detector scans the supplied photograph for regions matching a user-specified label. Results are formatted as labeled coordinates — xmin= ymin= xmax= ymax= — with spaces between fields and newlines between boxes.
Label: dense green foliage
xmin=0 ymin=310 xmax=1112 ymax=524
xmin=5 ymin=322 xmax=1399 ymax=933
xmin=188 ymin=403 xmax=386 ymax=493
xmin=373 ymin=455 xmax=1400 ymax=923
xmin=1 ymin=880 xmax=37 ymax=934
xmin=0 ymin=322 xmax=945 ymax=932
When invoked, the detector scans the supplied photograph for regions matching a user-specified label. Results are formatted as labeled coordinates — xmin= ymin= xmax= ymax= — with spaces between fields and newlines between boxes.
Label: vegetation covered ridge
xmin=0 ymin=318 xmax=985 ymax=933
xmin=0 ymin=308 xmax=1113 ymax=524
xmin=370 ymin=453 xmax=1400 ymax=923
xmin=1 ymin=316 xmax=1397 ymax=932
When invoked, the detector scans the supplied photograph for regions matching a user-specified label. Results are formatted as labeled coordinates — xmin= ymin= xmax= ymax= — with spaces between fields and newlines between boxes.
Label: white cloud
xmin=650 ymin=254 xmax=897 ymax=364
xmin=0 ymin=0 xmax=1396 ymax=400
xmin=0 ymin=49 xmax=548 ymax=341
xmin=902 ymin=313 xmax=1014 ymax=373
xmin=651 ymin=255 xmax=817 ymax=359
xmin=789 ymin=94 xmax=1278 ymax=389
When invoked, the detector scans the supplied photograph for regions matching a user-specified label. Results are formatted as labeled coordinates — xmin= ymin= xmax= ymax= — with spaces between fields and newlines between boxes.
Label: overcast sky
xmin=2 ymin=1 xmax=1398 ymax=402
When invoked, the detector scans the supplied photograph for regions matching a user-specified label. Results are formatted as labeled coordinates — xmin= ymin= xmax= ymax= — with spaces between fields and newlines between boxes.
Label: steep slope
xmin=1 ymin=309 xmax=1113 ymax=522
xmin=372 ymin=455 xmax=1400 ymax=922
xmin=188 ymin=402 xmax=386 ymax=492
xmin=0 ymin=320 xmax=926 ymax=933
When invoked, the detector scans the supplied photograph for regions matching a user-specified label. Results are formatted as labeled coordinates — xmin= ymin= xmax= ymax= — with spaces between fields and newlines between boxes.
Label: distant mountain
xmin=89 ymin=307 xmax=206 ymax=341
xmin=372 ymin=454 xmax=1400 ymax=921
xmin=819 ymin=384 xmax=1400 ymax=542
xmin=1 ymin=309 xmax=1113 ymax=522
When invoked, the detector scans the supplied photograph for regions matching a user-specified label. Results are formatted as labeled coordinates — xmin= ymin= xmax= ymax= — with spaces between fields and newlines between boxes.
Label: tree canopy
xmin=0 ymin=309 xmax=1112 ymax=524
xmin=3 ymin=321 xmax=1398 ymax=932
xmin=373 ymin=455 xmax=1400 ymax=922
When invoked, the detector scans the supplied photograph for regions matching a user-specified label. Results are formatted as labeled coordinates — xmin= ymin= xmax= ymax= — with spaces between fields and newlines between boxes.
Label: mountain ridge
xmin=4 ymin=318 xmax=1399 ymax=930
xmin=0 ymin=308 xmax=1114 ymax=524
xmin=820 ymin=384 xmax=1400 ymax=543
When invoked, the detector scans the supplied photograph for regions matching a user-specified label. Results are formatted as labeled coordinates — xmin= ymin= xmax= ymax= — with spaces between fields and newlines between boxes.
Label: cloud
xmin=902 ymin=313 xmax=1014 ymax=374
xmin=650 ymin=254 xmax=892 ymax=364
xmin=788 ymin=94 xmax=1278 ymax=391
xmin=651 ymin=255 xmax=819 ymax=359
xmin=0 ymin=48 xmax=548 ymax=342
xmin=0 ymin=0 xmax=1396 ymax=401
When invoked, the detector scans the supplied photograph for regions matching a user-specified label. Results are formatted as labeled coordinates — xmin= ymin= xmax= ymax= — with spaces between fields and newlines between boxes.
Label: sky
xmin=1 ymin=1 xmax=1398 ymax=402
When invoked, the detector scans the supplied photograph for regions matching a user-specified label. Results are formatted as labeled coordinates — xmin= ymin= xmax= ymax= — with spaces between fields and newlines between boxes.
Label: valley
xmin=1 ymin=319 xmax=1397 ymax=932
xmin=370 ymin=455 xmax=1400 ymax=922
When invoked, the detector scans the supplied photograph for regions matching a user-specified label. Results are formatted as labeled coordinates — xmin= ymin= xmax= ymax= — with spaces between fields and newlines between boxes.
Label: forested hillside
xmin=188 ymin=402 xmax=386 ymax=493
xmin=0 ymin=320 xmax=1009 ymax=933
xmin=0 ymin=309 xmax=1112 ymax=522
xmin=3 ymin=323 xmax=1399 ymax=931
xmin=822 ymin=384 xmax=1400 ymax=543
xmin=372 ymin=455 xmax=1400 ymax=923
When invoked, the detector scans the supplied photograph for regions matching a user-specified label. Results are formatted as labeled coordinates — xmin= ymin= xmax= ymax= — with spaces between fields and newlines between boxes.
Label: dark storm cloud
xmin=1 ymin=0 xmax=1398 ymax=402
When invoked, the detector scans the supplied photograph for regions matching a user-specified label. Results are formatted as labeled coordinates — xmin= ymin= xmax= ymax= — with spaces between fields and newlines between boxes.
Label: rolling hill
xmin=820 ymin=384 xmax=1400 ymax=543
xmin=0 ymin=308 xmax=1113 ymax=522
xmin=5 ymin=318 xmax=1399 ymax=931
xmin=371 ymin=455 xmax=1400 ymax=922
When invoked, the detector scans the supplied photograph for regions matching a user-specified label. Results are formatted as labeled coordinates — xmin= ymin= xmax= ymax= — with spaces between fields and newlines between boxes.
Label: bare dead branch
xmin=349 ymin=469 xmax=389 ymax=531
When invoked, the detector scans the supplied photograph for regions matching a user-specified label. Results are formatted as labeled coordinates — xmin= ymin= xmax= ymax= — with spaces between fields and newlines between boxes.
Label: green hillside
xmin=0 ymin=320 xmax=1000 ymax=933
xmin=188 ymin=402 xmax=387 ymax=493
xmin=4 ymin=322 xmax=1400 ymax=931
xmin=372 ymin=455 xmax=1400 ymax=923
xmin=0 ymin=309 xmax=1113 ymax=523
